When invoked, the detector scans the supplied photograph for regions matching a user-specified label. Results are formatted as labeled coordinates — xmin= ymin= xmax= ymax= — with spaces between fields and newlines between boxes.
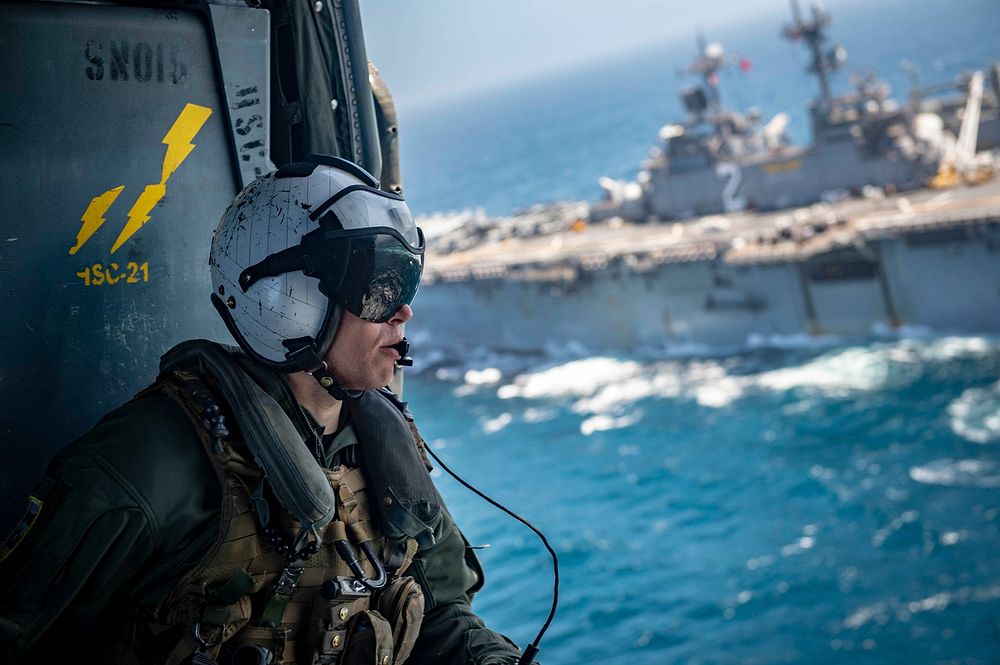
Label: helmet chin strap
xmin=282 ymin=336 xmax=361 ymax=401
xmin=281 ymin=308 xmax=363 ymax=402
xmin=311 ymin=364 xmax=363 ymax=402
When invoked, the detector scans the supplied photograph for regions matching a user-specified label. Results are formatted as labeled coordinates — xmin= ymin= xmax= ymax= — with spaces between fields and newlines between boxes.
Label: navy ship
xmin=589 ymin=1 xmax=1000 ymax=221
xmin=409 ymin=2 xmax=1000 ymax=354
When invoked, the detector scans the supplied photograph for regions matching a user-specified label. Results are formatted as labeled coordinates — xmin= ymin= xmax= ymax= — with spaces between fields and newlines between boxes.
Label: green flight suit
xmin=0 ymin=357 xmax=523 ymax=665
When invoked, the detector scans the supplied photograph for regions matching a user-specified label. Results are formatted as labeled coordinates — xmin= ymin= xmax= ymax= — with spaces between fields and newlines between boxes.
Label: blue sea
xmin=408 ymin=339 xmax=1000 ymax=664
xmin=395 ymin=0 xmax=1000 ymax=663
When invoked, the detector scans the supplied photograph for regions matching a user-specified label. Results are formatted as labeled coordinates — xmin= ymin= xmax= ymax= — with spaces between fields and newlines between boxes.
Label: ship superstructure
xmin=593 ymin=1 xmax=998 ymax=222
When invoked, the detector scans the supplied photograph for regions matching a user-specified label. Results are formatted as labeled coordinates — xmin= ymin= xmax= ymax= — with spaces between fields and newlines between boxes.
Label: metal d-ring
xmin=194 ymin=621 xmax=222 ymax=648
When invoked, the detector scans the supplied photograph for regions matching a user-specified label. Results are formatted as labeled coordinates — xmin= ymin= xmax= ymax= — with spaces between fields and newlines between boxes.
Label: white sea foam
xmin=909 ymin=458 xmax=1000 ymax=488
xmin=843 ymin=601 xmax=889 ymax=629
xmin=464 ymin=367 xmax=503 ymax=385
xmin=939 ymin=531 xmax=961 ymax=546
xmin=497 ymin=357 xmax=645 ymax=401
xmin=755 ymin=346 xmax=895 ymax=393
xmin=493 ymin=347 xmax=879 ymax=417
xmin=745 ymin=332 xmax=842 ymax=350
xmin=570 ymin=371 xmax=684 ymax=414
xmin=580 ymin=412 xmax=641 ymax=436
xmin=751 ymin=336 xmax=996 ymax=395
xmin=481 ymin=412 xmax=513 ymax=434
xmin=522 ymin=406 xmax=557 ymax=423
xmin=421 ymin=332 xmax=999 ymax=383
xmin=497 ymin=356 xmax=751 ymax=415
xmin=779 ymin=535 xmax=817 ymax=557
xmin=693 ymin=375 xmax=745 ymax=408
xmin=439 ymin=337 xmax=1000 ymax=428
xmin=870 ymin=510 xmax=920 ymax=548
xmin=919 ymin=336 xmax=996 ymax=361
xmin=947 ymin=381 xmax=1000 ymax=444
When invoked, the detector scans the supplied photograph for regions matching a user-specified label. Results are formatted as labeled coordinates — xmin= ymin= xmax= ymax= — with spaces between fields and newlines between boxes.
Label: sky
xmin=358 ymin=0 xmax=870 ymax=110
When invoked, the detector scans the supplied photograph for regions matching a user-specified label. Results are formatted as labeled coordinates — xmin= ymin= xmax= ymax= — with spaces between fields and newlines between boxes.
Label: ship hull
xmin=412 ymin=193 xmax=1000 ymax=354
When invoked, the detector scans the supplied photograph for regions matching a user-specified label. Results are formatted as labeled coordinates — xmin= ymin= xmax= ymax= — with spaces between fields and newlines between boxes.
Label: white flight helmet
xmin=209 ymin=156 xmax=424 ymax=395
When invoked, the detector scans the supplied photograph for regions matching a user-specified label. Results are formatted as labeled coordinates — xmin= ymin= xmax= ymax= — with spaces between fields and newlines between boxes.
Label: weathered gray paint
xmin=208 ymin=3 xmax=273 ymax=185
xmin=877 ymin=221 xmax=1000 ymax=330
xmin=0 ymin=2 xmax=263 ymax=522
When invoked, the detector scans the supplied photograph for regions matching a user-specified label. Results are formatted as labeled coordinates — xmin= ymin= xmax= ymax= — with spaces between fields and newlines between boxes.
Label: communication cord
xmin=423 ymin=444 xmax=558 ymax=665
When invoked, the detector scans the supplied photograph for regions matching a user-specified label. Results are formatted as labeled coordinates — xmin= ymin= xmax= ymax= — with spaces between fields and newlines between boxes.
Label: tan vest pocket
xmin=339 ymin=610 xmax=394 ymax=665
xmin=374 ymin=577 xmax=424 ymax=665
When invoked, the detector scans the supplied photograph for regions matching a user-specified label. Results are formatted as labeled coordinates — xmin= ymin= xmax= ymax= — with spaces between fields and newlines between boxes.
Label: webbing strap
xmin=260 ymin=561 xmax=304 ymax=627
xmin=201 ymin=569 xmax=255 ymax=627
xmin=348 ymin=522 xmax=377 ymax=545
xmin=326 ymin=520 xmax=349 ymax=542
xmin=261 ymin=592 xmax=292 ymax=628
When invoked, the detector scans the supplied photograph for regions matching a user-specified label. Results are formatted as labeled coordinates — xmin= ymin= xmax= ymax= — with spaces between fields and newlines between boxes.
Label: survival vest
xmin=112 ymin=340 xmax=441 ymax=665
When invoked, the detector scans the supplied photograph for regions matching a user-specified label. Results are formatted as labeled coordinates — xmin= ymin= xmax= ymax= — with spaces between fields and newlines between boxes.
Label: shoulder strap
xmin=160 ymin=340 xmax=336 ymax=533
xmin=347 ymin=390 xmax=441 ymax=552
xmin=404 ymin=420 xmax=434 ymax=473
xmin=374 ymin=387 xmax=432 ymax=472
xmin=153 ymin=370 xmax=261 ymax=483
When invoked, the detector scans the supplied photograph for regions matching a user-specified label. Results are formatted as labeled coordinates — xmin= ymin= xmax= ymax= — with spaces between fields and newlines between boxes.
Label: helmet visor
xmin=238 ymin=223 xmax=424 ymax=323
xmin=330 ymin=229 xmax=424 ymax=323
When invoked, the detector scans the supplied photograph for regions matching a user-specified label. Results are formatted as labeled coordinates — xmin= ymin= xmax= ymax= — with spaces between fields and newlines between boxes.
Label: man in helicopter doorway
xmin=0 ymin=156 xmax=533 ymax=665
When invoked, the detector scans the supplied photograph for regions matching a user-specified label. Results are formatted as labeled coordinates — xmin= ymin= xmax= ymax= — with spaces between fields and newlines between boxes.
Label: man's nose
xmin=388 ymin=303 xmax=413 ymax=325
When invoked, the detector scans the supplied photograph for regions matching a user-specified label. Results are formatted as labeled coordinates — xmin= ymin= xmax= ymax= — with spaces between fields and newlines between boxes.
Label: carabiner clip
xmin=188 ymin=623 xmax=221 ymax=665
xmin=194 ymin=622 xmax=221 ymax=649
xmin=334 ymin=539 xmax=387 ymax=590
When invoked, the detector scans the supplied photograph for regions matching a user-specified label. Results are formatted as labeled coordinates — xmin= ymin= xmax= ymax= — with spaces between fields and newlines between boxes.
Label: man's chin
xmin=343 ymin=372 xmax=394 ymax=392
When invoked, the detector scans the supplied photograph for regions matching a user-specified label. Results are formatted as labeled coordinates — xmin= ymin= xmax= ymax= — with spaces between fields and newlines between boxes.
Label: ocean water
xmin=393 ymin=0 xmax=1000 ymax=662
xmin=407 ymin=338 xmax=1000 ymax=664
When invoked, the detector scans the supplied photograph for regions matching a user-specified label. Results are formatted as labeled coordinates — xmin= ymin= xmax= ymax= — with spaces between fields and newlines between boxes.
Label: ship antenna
xmin=783 ymin=0 xmax=834 ymax=106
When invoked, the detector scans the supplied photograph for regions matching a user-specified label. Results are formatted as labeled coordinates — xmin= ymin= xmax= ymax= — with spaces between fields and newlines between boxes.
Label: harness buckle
xmin=320 ymin=575 xmax=370 ymax=601
xmin=274 ymin=563 xmax=304 ymax=595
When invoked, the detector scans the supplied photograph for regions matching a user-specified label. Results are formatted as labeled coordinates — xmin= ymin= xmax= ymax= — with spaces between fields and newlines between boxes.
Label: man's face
xmin=325 ymin=304 xmax=413 ymax=389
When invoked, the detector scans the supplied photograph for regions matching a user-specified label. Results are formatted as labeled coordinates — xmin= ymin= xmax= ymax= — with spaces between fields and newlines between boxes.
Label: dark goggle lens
xmin=335 ymin=234 xmax=423 ymax=323
xmin=238 ymin=226 xmax=424 ymax=324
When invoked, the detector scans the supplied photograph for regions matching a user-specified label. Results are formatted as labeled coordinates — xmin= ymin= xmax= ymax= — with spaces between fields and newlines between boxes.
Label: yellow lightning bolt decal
xmin=69 ymin=185 xmax=126 ymax=255
xmin=110 ymin=103 xmax=213 ymax=254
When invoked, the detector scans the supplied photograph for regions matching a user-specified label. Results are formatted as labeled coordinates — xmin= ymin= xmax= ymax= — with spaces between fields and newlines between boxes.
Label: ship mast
xmin=782 ymin=0 xmax=834 ymax=106
xmin=683 ymin=33 xmax=725 ymax=112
